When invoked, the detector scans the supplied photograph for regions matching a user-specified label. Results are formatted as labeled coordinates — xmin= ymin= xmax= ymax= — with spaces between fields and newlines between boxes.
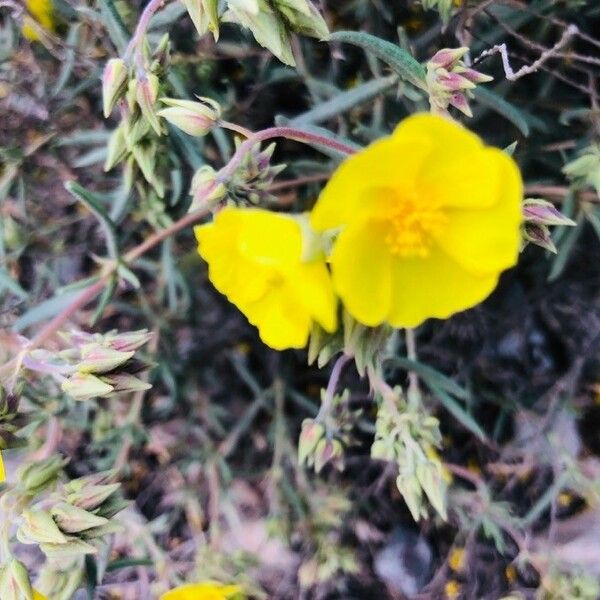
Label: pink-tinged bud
xmin=61 ymin=373 xmax=114 ymax=401
xmin=448 ymin=92 xmax=472 ymax=117
xmin=523 ymin=222 xmax=557 ymax=253
xmin=314 ymin=438 xmax=344 ymax=473
xmin=102 ymin=373 xmax=151 ymax=393
xmin=190 ymin=165 xmax=227 ymax=208
xmin=135 ymin=73 xmax=162 ymax=135
xmin=437 ymin=72 xmax=476 ymax=92
xmin=77 ymin=345 xmax=134 ymax=374
xmin=429 ymin=47 xmax=469 ymax=69
xmin=102 ymin=58 xmax=128 ymax=118
xmin=523 ymin=199 xmax=576 ymax=226
xmin=460 ymin=68 xmax=494 ymax=84
xmin=106 ymin=330 xmax=153 ymax=352
xmin=157 ymin=96 xmax=221 ymax=137
xmin=298 ymin=419 xmax=326 ymax=465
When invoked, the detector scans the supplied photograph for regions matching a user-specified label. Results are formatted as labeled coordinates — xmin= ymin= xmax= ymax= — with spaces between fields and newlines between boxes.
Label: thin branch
xmin=475 ymin=24 xmax=579 ymax=81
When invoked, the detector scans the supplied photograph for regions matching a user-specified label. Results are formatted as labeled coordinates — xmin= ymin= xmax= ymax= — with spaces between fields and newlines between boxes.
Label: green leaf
xmin=427 ymin=381 xmax=487 ymax=442
xmin=13 ymin=287 xmax=91 ymax=332
xmin=387 ymin=356 xmax=469 ymax=401
xmin=289 ymin=76 xmax=398 ymax=126
xmin=328 ymin=31 xmax=426 ymax=90
xmin=99 ymin=0 xmax=130 ymax=54
xmin=472 ymin=87 xmax=530 ymax=137
xmin=548 ymin=216 xmax=584 ymax=282
xmin=65 ymin=181 xmax=119 ymax=260
xmin=0 ymin=267 xmax=28 ymax=300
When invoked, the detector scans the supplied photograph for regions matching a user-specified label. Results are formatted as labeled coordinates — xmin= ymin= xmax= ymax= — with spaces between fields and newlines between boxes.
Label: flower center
xmin=384 ymin=194 xmax=446 ymax=257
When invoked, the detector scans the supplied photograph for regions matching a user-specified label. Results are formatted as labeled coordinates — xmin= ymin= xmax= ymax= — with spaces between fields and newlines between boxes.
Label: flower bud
xmin=105 ymin=329 xmax=152 ymax=352
xmin=429 ymin=47 xmax=469 ymax=69
xmin=18 ymin=509 xmax=68 ymax=545
xmin=158 ymin=96 xmax=221 ymax=137
xmin=77 ymin=344 xmax=135 ymax=374
xmin=101 ymin=373 xmax=151 ymax=394
xmin=183 ymin=0 xmax=220 ymax=40
xmin=67 ymin=482 xmax=121 ymax=511
xmin=314 ymin=438 xmax=343 ymax=473
xmin=190 ymin=165 xmax=227 ymax=208
xmin=0 ymin=559 xmax=32 ymax=600
xmin=61 ymin=373 xmax=114 ymax=401
xmin=523 ymin=199 xmax=576 ymax=226
xmin=298 ymin=419 xmax=326 ymax=465
xmin=523 ymin=222 xmax=557 ymax=253
xmin=135 ymin=73 xmax=162 ymax=135
xmin=51 ymin=502 xmax=109 ymax=533
xmin=17 ymin=455 xmax=67 ymax=495
xmin=102 ymin=58 xmax=129 ymax=118
xmin=104 ymin=123 xmax=128 ymax=172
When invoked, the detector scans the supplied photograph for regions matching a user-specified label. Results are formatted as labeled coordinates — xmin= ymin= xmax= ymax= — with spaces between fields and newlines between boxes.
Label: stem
xmin=218 ymin=126 xmax=357 ymax=183
xmin=405 ymin=328 xmax=420 ymax=405
xmin=124 ymin=0 xmax=168 ymax=65
xmin=218 ymin=120 xmax=254 ymax=138
xmin=317 ymin=353 xmax=351 ymax=423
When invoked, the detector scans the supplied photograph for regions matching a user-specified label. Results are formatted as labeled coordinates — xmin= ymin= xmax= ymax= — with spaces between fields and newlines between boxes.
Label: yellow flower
xmin=195 ymin=207 xmax=337 ymax=350
xmin=0 ymin=451 xmax=5 ymax=482
xmin=160 ymin=582 xmax=243 ymax=600
xmin=311 ymin=113 xmax=522 ymax=328
xmin=22 ymin=0 xmax=56 ymax=41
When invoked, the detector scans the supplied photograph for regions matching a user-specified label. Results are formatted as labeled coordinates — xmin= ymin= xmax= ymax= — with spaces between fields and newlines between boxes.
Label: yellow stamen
xmin=384 ymin=194 xmax=446 ymax=257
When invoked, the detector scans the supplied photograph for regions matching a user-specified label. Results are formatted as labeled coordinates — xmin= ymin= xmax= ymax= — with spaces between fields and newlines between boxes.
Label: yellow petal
xmin=33 ymin=591 xmax=48 ymax=600
xmin=287 ymin=262 xmax=337 ymax=333
xmin=387 ymin=245 xmax=499 ymax=328
xmin=434 ymin=149 xmax=522 ymax=275
xmin=330 ymin=220 xmax=393 ymax=327
xmin=0 ymin=451 xmax=5 ymax=482
xmin=393 ymin=112 xmax=481 ymax=154
xmin=311 ymin=138 xmax=431 ymax=231
xmin=160 ymin=582 xmax=242 ymax=600
xmin=242 ymin=284 xmax=312 ymax=350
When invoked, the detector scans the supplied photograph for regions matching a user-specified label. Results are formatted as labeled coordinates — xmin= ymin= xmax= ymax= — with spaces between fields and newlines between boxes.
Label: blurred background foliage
xmin=0 ymin=0 xmax=599 ymax=598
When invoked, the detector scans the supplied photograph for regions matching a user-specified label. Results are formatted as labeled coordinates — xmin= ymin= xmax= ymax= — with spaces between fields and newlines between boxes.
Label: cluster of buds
xmin=102 ymin=35 xmax=174 ymax=199
xmin=181 ymin=0 xmax=328 ymax=66
xmin=563 ymin=144 xmax=600 ymax=196
xmin=371 ymin=391 xmax=448 ymax=521
xmin=17 ymin=470 xmax=126 ymax=559
xmin=188 ymin=142 xmax=286 ymax=211
xmin=425 ymin=47 xmax=493 ymax=117
xmin=0 ymin=388 xmax=27 ymax=451
xmin=298 ymin=419 xmax=343 ymax=474
xmin=522 ymin=198 xmax=576 ymax=253
xmin=24 ymin=329 xmax=153 ymax=402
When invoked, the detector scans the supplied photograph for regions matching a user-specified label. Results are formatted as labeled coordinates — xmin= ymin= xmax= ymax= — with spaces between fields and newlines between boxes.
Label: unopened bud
xmin=298 ymin=419 xmax=325 ymax=465
xmin=61 ymin=373 xmax=114 ymax=401
xmin=183 ymin=0 xmax=220 ymax=40
xmin=190 ymin=165 xmax=227 ymax=207
xmin=18 ymin=509 xmax=68 ymax=545
xmin=429 ymin=47 xmax=469 ymax=69
xmin=17 ymin=455 xmax=67 ymax=495
xmin=102 ymin=373 xmax=151 ymax=394
xmin=0 ymin=559 xmax=32 ymax=600
xmin=158 ymin=96 xmax=221 ymax=137
xmin=104 ymin=123 xmax=128 ymax=172
xmin=77 ymin=345 xmax=134 ymax=374
xmin=523 ymin=199 xmax=576 ymax=226
xmin=523 ymin=222 xmax=557 ymax=253
xmin=67 ymin=483 xmax=120 ymax=511
xmin=106 ymin=329 xmax=152 ymax=352
xmin=135 ymin=73 xmax=162 ymax=135
xmin=102 ymin=58 xmax=128 ymax=118
xmin=314 ymin=438 xmax=343 ymax=473
xmin=51 ymin=502 xmax=109 ymax=533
